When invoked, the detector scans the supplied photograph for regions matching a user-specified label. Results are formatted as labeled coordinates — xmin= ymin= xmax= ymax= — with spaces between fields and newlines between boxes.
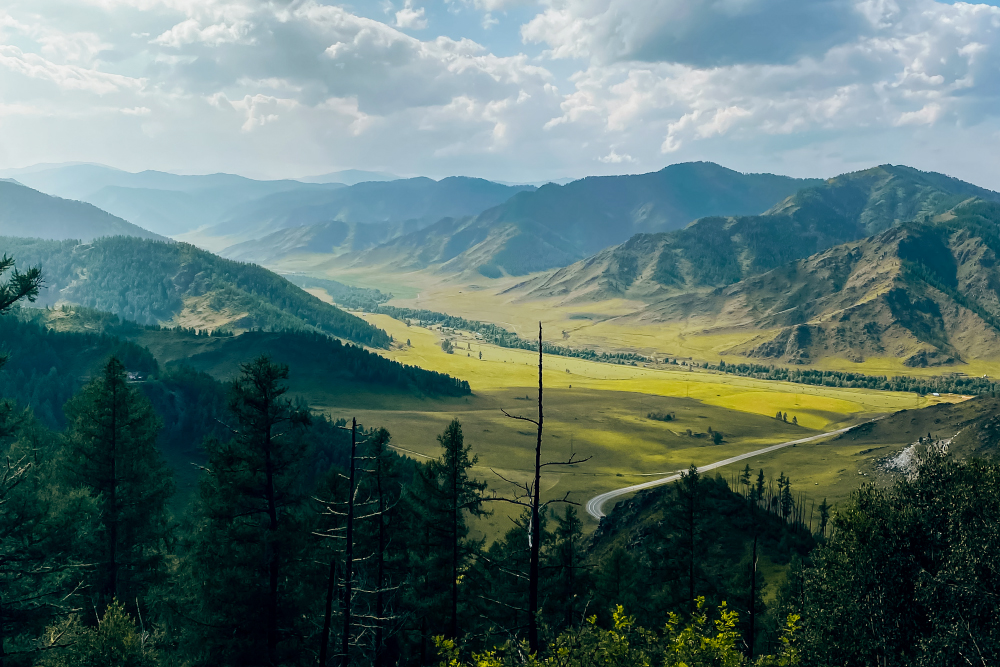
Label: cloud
xmin=1 ymin=0 xmax=1000 ymax=189
xmin=599 ymin=149 xmax=634 ymax=163
xmin=522 ymin=0 xmax=871 ymax=66
xmin=545 ymin=1 xmax=1000 ymax=155
xmin=225 ymin=93 xmax=298 ymax=131
xmin=0 ymin=44 xmax=145 ymax=94
xmin=152 ymin=19 xmax=255 ymax=47
xmin=395 ymin=1 xmax=428 ymax=30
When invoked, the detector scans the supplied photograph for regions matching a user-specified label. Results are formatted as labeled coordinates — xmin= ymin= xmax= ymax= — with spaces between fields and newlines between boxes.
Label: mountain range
xmin=0 ymin=163 xmax=533 ymax=243
xmin=337 ymin=162 xmax=820 ymax=277
xmin=9 ymin=158 xmax=1000 ymax=368
xmin=209 ymin=176 xmax=533 ymax=244
xmin=512 ymin=166 xmax=1000 ymax=366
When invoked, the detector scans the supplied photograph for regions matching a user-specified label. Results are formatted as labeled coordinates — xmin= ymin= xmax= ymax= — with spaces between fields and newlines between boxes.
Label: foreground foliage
xmin=437 ymin=600 xmax=800 ymax=667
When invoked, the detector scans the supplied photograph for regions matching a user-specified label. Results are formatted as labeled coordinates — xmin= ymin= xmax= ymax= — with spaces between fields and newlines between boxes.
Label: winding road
xmin=585 ymin=424 xmax=860 ymax=520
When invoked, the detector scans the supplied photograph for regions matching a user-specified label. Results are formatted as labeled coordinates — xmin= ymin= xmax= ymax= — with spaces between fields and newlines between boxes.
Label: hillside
xmin=0 ymin=180 xmax=163 ymax=241
xmin=0 ymin=236 xmax=390 ymax=347
xmin=351 ymin=162 xmax=820 ymax=276
xmin=208 ymin=176 xmax=534 ymax=245
xmin=221 ymin=219 xmax=425 ymax=263
xmin=563 ymin=201 xmax=1000 ymax=367
xmin=519 ymin=165 xmax=1000 ymax=303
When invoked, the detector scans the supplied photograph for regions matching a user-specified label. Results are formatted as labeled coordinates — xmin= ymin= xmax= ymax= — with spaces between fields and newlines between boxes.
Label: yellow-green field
xmin=295 ymin=293 xmax=962 ymax=535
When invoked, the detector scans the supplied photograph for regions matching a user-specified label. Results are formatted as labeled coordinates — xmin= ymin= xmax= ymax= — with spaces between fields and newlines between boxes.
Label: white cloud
xmin=152 ymin=19 xmax=254 ymax=47
xmin=599 ymin=149 xmax=634 ymax=163
xmin=395 ymin=1 xmax=428 ymax=30
xmin=1 ymin=0 xmax=999 ymax=189
xmin=545 ymin=1 xmax=1000 ymax=158
xmin=0 ymin=44 xmax=144 ymax=94
xmin=895 ymin=103 xmax=943 ymax=126
xmin=226 ymin=93 xmax=298 ymax=131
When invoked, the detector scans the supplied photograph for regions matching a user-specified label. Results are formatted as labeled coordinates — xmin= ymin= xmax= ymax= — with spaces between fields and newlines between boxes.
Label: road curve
xmin=585 ymin=424 xmax=858 ymax=520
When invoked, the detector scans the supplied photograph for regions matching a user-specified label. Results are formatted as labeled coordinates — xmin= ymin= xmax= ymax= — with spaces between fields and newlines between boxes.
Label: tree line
xmin=707 ymin=360 xmax=1000 ymax=397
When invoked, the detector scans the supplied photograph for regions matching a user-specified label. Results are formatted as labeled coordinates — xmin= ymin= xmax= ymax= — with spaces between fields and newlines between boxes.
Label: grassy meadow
xmin=291 ymin=290 xmax=962 ymax=534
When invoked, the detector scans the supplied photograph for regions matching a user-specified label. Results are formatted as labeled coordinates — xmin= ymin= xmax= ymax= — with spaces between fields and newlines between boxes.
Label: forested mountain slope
xmin=0 ymin=180 xmax=163 ymax=241
xmin=352 ymin=162 xmax=819 ymax=276
xmin=0 ymin=307 xmax=468 ymax=434
xmin=520 ymin=165 xmax=1000 ymax=303
xmin=0 ymin=236 xmax=390 ymax=346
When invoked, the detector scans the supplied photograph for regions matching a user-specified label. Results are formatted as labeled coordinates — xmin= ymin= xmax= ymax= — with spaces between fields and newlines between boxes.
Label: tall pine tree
xmin=185 ymin=355 xmax=310 ymax=666
xmin=409 ymin=420 xmax=487 ymax=645
xmin=63 ymin=357 xmax=172 ymax=614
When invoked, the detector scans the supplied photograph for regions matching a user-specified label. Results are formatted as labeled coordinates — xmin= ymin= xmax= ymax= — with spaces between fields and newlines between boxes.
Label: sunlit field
xmin=294 ymin=293 xmax=961 ymax=534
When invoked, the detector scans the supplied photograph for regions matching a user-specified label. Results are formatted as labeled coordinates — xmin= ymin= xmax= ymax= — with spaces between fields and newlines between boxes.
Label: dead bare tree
xmin=316 ymin=423 xmax=404 ymax=667
xmin=495 ymin=322 xmax=590 ymax=654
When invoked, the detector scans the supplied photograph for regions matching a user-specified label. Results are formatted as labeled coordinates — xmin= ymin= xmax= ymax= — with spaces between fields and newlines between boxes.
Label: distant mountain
xmin=649 ymin=202 xmax=1000 ymax=367
xmin=521 ymin=165 xmax=1000 ymax=303
xmin=297 ymin=169 xmax=400 ymax=185
xmin=350 ymin=162 xmax=821 ymax=277
xmin=514 ymin=170 xmax=1000 ymax=367
xmin=0 ymin=180 xmax=164 ymax=241
xmin=206 ymin=176 xmax=535 ymax=244
xmin=221 ymin=219 xmax=425 ymax=264
xmin=2 ymin=163 xmax=327 ymax=237
xmin=0 ymin=235 xmax=390 ymax=347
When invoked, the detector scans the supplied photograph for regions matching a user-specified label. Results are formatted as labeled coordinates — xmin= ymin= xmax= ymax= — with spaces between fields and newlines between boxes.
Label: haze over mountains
xmin=329 ymin=162 xmax=821 ymax=277
xmin=0 ymin=180 xmax=164 ymax=241
xmin=8 ymin=158 xmax=1000 ymax=368
xmin=0 ymin=164 xmax=533 ymax=246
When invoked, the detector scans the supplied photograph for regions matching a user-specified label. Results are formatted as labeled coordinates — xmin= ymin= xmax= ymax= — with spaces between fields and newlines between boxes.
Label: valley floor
xmin=296 ymin=299 xmax=961 ymax=535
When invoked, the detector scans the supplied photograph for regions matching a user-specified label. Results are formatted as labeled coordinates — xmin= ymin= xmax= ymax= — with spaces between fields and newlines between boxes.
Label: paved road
xmin=585 ymin=424 xmax=859 ymax=520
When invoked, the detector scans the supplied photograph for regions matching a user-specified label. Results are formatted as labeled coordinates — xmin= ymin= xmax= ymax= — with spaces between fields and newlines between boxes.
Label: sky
xmin=1 ymin=0 xmax=999 ymax=186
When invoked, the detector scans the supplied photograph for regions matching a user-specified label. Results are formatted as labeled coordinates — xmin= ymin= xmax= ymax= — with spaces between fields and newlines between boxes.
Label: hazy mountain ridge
xmin=345 ymin=162 xmax=820 ymax=276
xmin=1 ymin=163 xmax=332 ymax=237
xmin=208 ymin=176 xmax=534 ymax=243
xmin=0 ymin=235 xmax=390 ymax=347
xmin=0 ymin=180 xmax=165 ymax=242
xmin=221 ymin=219 xmax=427 ymax=263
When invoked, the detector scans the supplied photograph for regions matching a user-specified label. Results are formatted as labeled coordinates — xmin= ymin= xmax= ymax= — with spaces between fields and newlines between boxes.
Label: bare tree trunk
xmin=319 ymin=559 xmax=337 ymax=666
xmin=748 ymin=501 xmax=758 ymax=659
xmin=375 ymin=452 xmax=386 ymax=667
xmin=528 ymin=322 xmax=543 ymax=654
xmin=450 ymin=445 xmax=458 ymax=640
xmin=342 ymin=418 xmax=358 ymax=667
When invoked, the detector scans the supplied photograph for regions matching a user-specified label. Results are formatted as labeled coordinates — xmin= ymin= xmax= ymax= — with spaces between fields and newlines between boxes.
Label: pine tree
xmin=63 ymin=357 xmax=172 ymax=613
xmin=546 ymin=505 xmax=588 ymax=629
xmin=818 ymin=498 xmax=830 ymax=537
xmin=410 ymin=420 xmax=487 ymax=642
xmin=0 ymin=413 xmax=96 ymax=664
xmin=676 ymin=464 xmax=701 ymax=609
xmin=185 ymin=355 xmax=310 ymax=666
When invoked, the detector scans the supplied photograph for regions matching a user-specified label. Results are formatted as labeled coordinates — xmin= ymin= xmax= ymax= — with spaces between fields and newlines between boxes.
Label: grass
xmin=291 ymin=296 xmax=963 ymax=535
